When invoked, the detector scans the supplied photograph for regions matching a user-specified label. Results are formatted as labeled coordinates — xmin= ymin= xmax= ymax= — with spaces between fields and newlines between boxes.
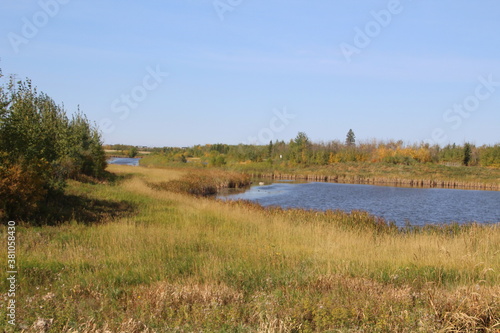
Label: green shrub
xmin=0 ymin=70 xmax=107 ymax=221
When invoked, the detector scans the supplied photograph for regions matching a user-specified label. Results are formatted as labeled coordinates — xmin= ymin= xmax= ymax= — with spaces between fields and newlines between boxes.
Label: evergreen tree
xmin=267 ymin=140 xmax=273 ymax=159
xmin=463 ymin=143 xmax=472 ymax=166
xmin=346 ymin=129 xmax=356 ymax=146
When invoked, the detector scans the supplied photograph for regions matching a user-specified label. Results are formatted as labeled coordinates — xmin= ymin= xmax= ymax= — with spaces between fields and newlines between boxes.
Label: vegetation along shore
xmin=137 ymin=131 xmax=500 ymax=191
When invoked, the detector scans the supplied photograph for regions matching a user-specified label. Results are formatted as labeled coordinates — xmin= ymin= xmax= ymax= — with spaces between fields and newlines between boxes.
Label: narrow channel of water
xmin=107 ymin=157 xmax=140 ymax=166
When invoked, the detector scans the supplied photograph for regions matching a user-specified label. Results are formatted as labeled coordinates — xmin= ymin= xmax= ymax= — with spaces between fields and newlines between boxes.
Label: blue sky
xmin=1 ymin=0 xmax=499 ymax=147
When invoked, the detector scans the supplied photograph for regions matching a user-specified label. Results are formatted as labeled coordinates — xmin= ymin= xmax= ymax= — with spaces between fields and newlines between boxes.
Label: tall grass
xmin=149 ymin=169 xmax=250 ymax=196
xmin=0 ymin=165 xmax=498 ymax=332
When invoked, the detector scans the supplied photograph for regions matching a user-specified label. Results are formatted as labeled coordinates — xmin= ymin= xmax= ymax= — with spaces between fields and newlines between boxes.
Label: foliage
xmin=0 ymin=71 xmax=106 ymax=221
xmin=140 ymin=132 xmax=499 ymax=173
xmin=127 ymin=146 xmax=138 ymax=158
xmin=209 ymin=151 xmax=226 ymax=167
xmin=480 ymin=144 xmax=500 ymax=167
xmin=0 ymin=161 xmax=47 ymax=220
xmin=289 ymin=131 xmax=312 ymax=164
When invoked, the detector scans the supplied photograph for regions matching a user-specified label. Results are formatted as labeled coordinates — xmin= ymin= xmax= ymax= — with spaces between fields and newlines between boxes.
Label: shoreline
xmin=249 ymin=172 xmax=500 ymax=191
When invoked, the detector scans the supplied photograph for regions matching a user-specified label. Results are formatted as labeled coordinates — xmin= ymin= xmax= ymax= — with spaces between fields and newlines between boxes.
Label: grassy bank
xmin=230 ymin=162 xmax=500 ymax=190
xmin=139 ymin=155 xmax=500 ymax=190
xmin=1 ymin=165 xmax=499 ymax=332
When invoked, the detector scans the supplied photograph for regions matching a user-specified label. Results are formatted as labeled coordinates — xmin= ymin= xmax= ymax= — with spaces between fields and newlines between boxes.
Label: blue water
xmin=219 ymin=181 xmax=500 ymax=227
xmin=107 ymin=157 xmax=140 ymax=166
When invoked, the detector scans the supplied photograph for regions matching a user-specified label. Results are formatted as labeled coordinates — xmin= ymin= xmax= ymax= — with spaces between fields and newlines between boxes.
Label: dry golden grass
xmin=2 ymin=165 xmax=499 ymax=332
xmin=107 ymin=164 xmax=186 ymax=182
xmin=148 ymin=169 xmax=250 ymax=196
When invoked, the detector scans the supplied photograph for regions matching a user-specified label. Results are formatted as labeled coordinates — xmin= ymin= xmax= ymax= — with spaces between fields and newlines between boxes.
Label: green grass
xmin=0 ymin=165 xmax=499 ymax=332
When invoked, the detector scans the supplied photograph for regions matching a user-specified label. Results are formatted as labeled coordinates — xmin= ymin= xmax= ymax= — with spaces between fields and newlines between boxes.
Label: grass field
xmin=1 ymin=165 xmax=499 ymax=332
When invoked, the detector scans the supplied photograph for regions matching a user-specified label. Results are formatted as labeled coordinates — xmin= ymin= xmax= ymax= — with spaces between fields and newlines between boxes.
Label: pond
xmin=219 ymin=181 xmax=500 ymax=227
xmin=107 ymin=157 xmax=140 ymax=166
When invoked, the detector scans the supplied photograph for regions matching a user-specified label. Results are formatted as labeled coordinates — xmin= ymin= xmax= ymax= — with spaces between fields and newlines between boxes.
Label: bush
xmin=0 ymin=71 xmax=107 ymax=221
xmin=128 ymin=147 xmax=138 ymax=158
xmin=0 ymin=162 xmax=47 ymax=219
xmin=479 ymin=145 xmax=500 ymax=167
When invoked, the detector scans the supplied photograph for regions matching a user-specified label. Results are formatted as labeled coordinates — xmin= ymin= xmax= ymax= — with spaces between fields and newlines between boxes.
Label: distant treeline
xmin=142 ymin=132 xmax=500 ymax=168
xmin=0 ymin=70 xmax=106 ymax=220
xmin=104 ymin=144 xmax=152 ymax=151
xmin=103 ymin=144 xmax=153 ymax=158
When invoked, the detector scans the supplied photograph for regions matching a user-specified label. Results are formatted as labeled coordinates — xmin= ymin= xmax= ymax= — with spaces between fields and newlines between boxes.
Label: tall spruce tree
xmin=463 ymin=143 xmax=472 ymax=166
xmin=346 ymin=129 xmax=356 ymax=146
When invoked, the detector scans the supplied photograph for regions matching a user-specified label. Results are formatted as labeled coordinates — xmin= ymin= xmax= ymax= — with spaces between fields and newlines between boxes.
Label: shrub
xmin=0 ymin=71 xmax=107 ymax=221
xmin=0 ymin=162 xmax=47 ymax=219
xmin=479 ymin=145 xmax=500 ymax=167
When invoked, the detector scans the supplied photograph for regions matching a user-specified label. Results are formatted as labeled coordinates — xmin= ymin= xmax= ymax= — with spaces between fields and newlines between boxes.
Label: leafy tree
xmin=210 ymin=143 xmax=229 ymax=154
xmin=0 ymin=69 xmax=10 ymax=119
xmin=128 ymin=147 xmax=138 ymax=158
xmin=0 ymin=70 xmax=107 ymax=220
xmin=65 ymin=110 xmax=106 ymax=178
xmin=346 ymin=129 xmax=356 ymax=146
xmin=439 ymin=144 xmax=463 ymax=164
xmin=290 ymin=132 xmax=311 ymax=164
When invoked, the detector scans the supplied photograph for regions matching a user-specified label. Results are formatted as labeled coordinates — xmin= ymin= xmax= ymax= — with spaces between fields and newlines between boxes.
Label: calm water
xmin=107 ymin=157 xmax=140 ymax=166
xmin=219 ymin=181 xmax=500 ymax=227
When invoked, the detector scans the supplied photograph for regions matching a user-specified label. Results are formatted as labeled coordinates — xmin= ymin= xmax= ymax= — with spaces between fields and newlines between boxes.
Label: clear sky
xmin=1 ymin=0 xmax=499 ymax=147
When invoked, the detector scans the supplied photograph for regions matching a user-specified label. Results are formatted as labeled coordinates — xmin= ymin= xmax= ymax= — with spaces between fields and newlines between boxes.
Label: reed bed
xmin=251 ymin=172 xmax=500 ymax=190
xmin=231 ymin=162 xmax=500 ymax=191
xmin=148 ymin=169 xmax=250 ymax=196
xmin=1 ymin=165 xmax=499 ymax=332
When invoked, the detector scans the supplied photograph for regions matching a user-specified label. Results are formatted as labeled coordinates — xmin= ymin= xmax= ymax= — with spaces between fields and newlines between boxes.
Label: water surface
xmin=107 ymin=157 xmax=140 ymax=166
xmin=219 ymin=181 xmax=500 ymax=227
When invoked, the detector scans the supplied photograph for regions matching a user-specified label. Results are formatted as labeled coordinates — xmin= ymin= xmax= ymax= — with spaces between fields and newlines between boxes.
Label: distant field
xmin=1 ymin=165 xmax=498 ymax=332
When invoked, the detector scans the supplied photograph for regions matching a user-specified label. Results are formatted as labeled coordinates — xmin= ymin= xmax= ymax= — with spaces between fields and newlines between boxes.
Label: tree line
xmin=149 ymin=131 xmax=500 ymax=168
xmin=0 ymin=69 xmax=106 ymax=220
